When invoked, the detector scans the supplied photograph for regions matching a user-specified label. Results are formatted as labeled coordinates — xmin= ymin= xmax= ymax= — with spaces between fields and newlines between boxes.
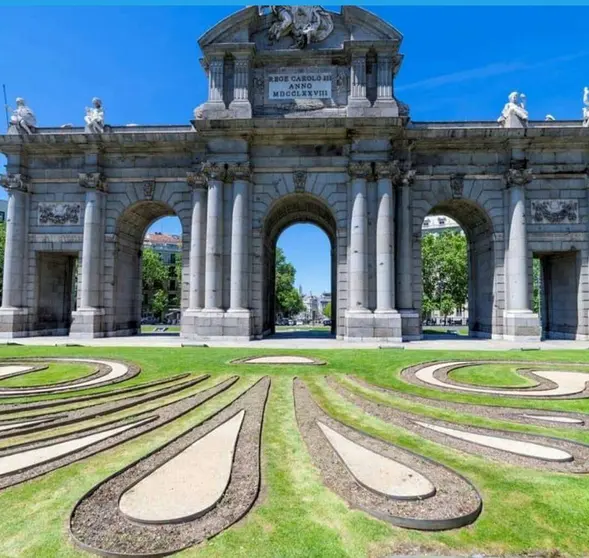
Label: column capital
xmin=201 ymin=161 xmax=226 ymax=183
xmin=0 ymin=173 xmax=30 ymax=193
xmin=505 ymin=167 xmax=533 ymax=187
xmin=375 ymin=160 xmax=402 ymax=182
xmin=79 ymin=172 xmax=108 ymax=193
xmin=186 ymin=170 xmax=207 ymax=190
xmin=226 ymin=162 xmax=252 ymax=182
xmin=348 ymin=161 xmax=372 ymax=179
xmin=401 ymin=169 xmax=416 ymax=187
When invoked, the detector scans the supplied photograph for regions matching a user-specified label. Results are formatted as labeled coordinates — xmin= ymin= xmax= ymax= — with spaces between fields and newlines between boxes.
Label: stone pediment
xmin=198 ymin=6 xmax=403 ymax=53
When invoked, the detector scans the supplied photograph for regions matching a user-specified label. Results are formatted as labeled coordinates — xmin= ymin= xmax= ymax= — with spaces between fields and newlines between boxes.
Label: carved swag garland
xmin=532 ymin=201 xmax=578 ymax=224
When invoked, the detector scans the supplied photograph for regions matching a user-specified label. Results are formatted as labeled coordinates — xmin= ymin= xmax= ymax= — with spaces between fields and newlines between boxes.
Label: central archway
xmin=262 ymin=194 xmax=337 ymax=337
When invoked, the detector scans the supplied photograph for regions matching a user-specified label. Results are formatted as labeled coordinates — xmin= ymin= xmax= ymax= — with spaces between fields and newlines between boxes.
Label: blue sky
xmin=1 ymin=6 xmax=588 ymax=293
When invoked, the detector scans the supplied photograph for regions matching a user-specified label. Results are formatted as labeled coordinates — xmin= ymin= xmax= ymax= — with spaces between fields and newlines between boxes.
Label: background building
xmin=142 ymin=232 xmax=182 ymax=322
xmin=0 ymin=200 xmax=7 ymax=223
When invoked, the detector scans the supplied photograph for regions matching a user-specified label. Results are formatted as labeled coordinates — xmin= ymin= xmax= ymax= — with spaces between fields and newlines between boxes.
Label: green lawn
xmin=448 ymin=363 xmax=537 ymax=388
xmin=140 ymin=325 xmax=181 ymax=333
xmin=423 ymin=326 xmax=469 ymax=336
xmin=1 ymin=346 xmax=589 ymax=557
xmin=0 ymin=362 xmax=95 ymax=388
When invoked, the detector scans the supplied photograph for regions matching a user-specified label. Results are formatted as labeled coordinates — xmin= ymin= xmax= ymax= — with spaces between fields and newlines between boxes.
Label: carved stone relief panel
xmin=38 ymin=203 xmax=83 ymax=226
xmin=531 ymin=199 xmax=579 ymax=224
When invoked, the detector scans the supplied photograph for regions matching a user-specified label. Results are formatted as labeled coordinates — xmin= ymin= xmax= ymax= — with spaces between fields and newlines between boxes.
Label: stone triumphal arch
xmin=1 ymin=6 xmax=588 ymax=341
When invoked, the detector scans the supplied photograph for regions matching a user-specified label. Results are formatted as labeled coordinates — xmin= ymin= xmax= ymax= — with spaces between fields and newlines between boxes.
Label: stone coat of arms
xmin=263 ymin=5 xmax=334 ymax=49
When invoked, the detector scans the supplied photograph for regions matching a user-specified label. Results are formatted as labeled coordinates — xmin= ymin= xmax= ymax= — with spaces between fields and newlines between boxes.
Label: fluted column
xmin=207 ymin=57 xmax=224 ymax=104
xmin=375 ymin=162 xmax=400 ymax=312
xmin=232 ymin=57 xmax=249 ymax=103
xmin=349 ymin=50 xmax=370 ymax=104
xmin=78 ymin=173 xmax=106 ymax=309
xmin=506 ymin=167 xmax=533 ymax=311
xmin=376 ymin=51 xmax=393 ymax=102
xmin=348 ymin=162 xmax=371 ymax=311
xmin=0 ymin=174 xmax=29 ymax=309
xmin=203 ymin=162 xmax=225 ymax=310
xmin=186 ymin=170 xmax=207 ymax=310
xmin=396 ymin=169 xmax=416 ymax=310
xmin=228 ymin=162 xmax=251 ymax=311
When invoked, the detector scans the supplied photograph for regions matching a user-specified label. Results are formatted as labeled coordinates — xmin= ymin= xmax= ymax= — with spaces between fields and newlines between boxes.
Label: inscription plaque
xmin=267 ymin=72 xmax=332 ymax=100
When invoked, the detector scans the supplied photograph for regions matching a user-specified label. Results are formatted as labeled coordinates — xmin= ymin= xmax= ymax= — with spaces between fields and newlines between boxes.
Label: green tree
xmin=275 ymin=247 xmax=305 ymax=318
xmin=421 ymin=230 xmax=468 ymax=317
xmin=152 ymin=289 xmax=169 ymax=322
xmin=142 ymin=248 xmax=167 ymax=292
xmin=323 ymin=302 xmax=332 ymax=319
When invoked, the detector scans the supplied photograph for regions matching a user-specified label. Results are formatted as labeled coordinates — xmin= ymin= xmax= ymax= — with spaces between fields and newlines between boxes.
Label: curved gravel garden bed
xmin=347 ymin=375 xmax=588 ymax=429
xmin=69 ymin=377 xmax=270 ymax=558
xmin=294 ymin=378 xmax=482 ymax=531
xmin=328 ymin=378 xmax=589 ymax=473
xmin=0 ymin=377 xmax=238 ymax=491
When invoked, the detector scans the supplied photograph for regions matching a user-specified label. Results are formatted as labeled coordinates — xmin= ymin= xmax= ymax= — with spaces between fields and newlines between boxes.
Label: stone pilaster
xmin=504 ymin=165 xmax=540 ymax=340
xmin=70 ymin=173 xmax=107 ymax=338
xmin=207 ymin=57 xmax=224 ymax=105
xmin=395 ymin=168 xmax=420 ymax=340
xmin=373 ymin=49 xmax=399 ymax=116
xmin=0 ymin=174 xmax=30 ymax=337
xmin=229 ymin=55 xmax=253 ymax=118
xmin=344 ymin=161 xmax=374 ymax=340
xmin=347 ymin=50 xmax=370 ymax=116
xmin=373 ymin=161 xmax=402 ymax=341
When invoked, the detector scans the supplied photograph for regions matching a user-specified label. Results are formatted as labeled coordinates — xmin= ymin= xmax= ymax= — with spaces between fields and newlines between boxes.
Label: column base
xmin=372 ymin=99 xmax=400 ymax=117
xmin=373 ymin=309 xmax=403 ymax=341
xmin=399 ymin=309 xmax=421 ymax=341
xmin=227 ymin=100 xmax=252 ymax=118
xmin=0 ymin=308 xmax=30 ymax=338
xmin=503 ymin=310 xmax=541 ymax=341
xmin=346 ymin=99 xmax=372 ymax=117
xmin=69 ymin=308 xmax=105 ymax=338
xmin=182 ymin=309 xmax=253 ymax=340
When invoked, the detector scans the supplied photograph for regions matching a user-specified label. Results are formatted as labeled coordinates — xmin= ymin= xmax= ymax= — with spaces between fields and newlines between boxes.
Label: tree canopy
xmin=323 ymin=301 xmax=332 ymax=319
xmin=275 ymin=247 xmax=305 ymax=318
xmin=421 ymin=230 xmax=468 ymax=319
xmin=142 ymin=248 xmax=167 ymax=292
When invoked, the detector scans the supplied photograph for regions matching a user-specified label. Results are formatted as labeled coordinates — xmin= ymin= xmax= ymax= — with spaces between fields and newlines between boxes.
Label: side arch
xmin=411 ymin=178 xmax=504 ymax=338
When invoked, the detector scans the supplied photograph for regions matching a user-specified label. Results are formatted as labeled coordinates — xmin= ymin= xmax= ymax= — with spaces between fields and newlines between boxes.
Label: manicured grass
xmin=448 ymin=363 xmax=537 ymax=388
xmin=1 ymin=346 xmax=589 ymax=557
xmin=0 ymin=363 xmax=95 ymax=388
xmin=423 ymin=326 xmax=469 ymax=336
xmin=140 ymin=325 xmax=181 ymax=333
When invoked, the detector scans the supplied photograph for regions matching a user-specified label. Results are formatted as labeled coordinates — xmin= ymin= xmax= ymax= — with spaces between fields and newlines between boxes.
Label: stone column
xmin=186 ymin=171 xmax=207 ymax=310
xmin=203 ymin=162 xmax=225 ymax=311
xmin=0 ymin=174 xmax=29 ymax=310
xmin=228 ymin=163 xmax=250 ymax=312
xmin=78 ymin=173 xmax=106 ymax=309
xmin=503 ymin=166 xmax=539 ymax=339
xmin=70 ymin=173 xmax=106 ymax=338
xmin=347 ymin=162 xmax=371 ymax=312
xmin=374 ymin=50 xmax=399 ymax=116
xmin=375 ymin=162 xmax=398 ymax=311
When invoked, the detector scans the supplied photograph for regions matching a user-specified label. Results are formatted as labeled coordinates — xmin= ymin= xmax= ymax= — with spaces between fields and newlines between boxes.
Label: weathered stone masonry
xmin=0 ymin=6 xmax=588 ymax=341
